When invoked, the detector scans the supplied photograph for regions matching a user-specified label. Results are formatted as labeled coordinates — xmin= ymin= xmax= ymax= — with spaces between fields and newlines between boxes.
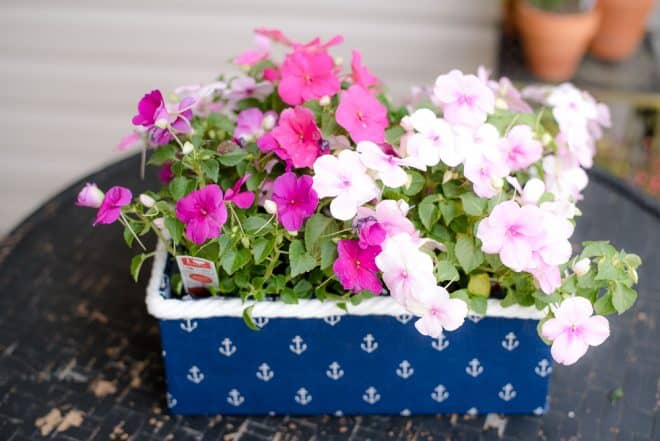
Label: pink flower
xmin=228 ymin=77 xmax=274 ymax=101
xmin=132 ymin=90 xmax=194 ymax=147
xmin=461 ymin=124 xmax=510 ymax=198
xmin=336 ymin=85 xmax=389 ymax=143
xmin=234 ymin=34 xmax=271 ymax=66
xmin=117 ymin=132 xmax=141 ymax=151
xmin=408 ymin=285 xmax=469 ymax=338
xmin=174 ymin=82 xmax=227 ymax=117
xmin=175 ymin=184 xmax=228 ymax=244
xmin=224 ymin=174 xmax=255 ymax=209
xmin=257 ymin=132 xmax=291 ymax=166
xmin=498 ymin=125 xmax=543 ymax=171
xmin=541 ymin=296 xmax=610 ymax=365
xmin=132 ymin=90 xmax=166 ymax=128
xmin=351 ymin=49 xmax=379 ymax=89
xmin=400 ymin=108 xmax=461 ymax=169
xmin=372 ymin=200 xmax=416 ymax=238
xmin=542 ymin=152 xmax=589 ymax=202
xmin=354 ymin=216 xmax=386 ymax=249
xmin=94 ymin=186 xmax=132 ymax=226
xmin=159 ymin=162 xmax=174 ymax=184
xmin=478 ymin=66 xmax=532 ymax=113
xmin=76 ymin=183 xmax=105 ymax=208
xmin=271 ymin=107 xmax=322 ymax=168
xmin=272 ymin=172 xmax=319 ymax=232
xmin=234 ymin=108 xmax=277 ymax=143
xmin=333 ymin=240 xmax=383 ymax=294
xmin=356 ymin=141 xmax=408 ymax=188
xmin=433 ymin=70 xmax=495 ymax=128
xmin=529 ymin=263 xmax=562 ymax=294
xmin=278 ymin=49 xmax=340 ymax=105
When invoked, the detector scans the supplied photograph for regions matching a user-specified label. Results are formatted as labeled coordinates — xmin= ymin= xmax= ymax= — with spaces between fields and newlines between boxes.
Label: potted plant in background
xmin=590 ymin=0 xmax=655 ymax=61
xmin=516 ymin=0 xmax=601 ymax=81
xmin=78 ymin=29 xmax=641 ymax=415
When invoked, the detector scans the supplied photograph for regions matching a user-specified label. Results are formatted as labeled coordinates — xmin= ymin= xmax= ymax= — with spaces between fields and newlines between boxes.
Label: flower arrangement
xmin=78 ymin=29 xmax=641 ymax=367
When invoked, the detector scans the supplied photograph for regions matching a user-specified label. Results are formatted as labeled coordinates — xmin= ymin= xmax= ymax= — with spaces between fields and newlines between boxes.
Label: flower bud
xmin=264 ymin=199 xmax=277 ymax=215
xmin=241 ymin=237 xmax=250 ymax=248
xmin=495 ymin=97 xmax=508 ymax=110
xmin=139 ymin=193 xmax=156 ymax=208
xmin=153 ymin=217 xmax=165 ymax=230
xmin=319 ymin=95 xmax=331 ymax=106
xmin=572 ymin=258 xmax=590 ymax=276
xmin=182 ymin=141 xmax=194 ymax=155
xmin=76 ymin=183 xmax=105 ymax=208
xmin=541 ymin=133 xmax=553 ymax=146
xmin=401 ymin=115 xmax=414 ymax=132
xmin=334 ymin=56 xmax=343 ymax=67
xmin=262 ymin=114 xmax=276 ymax=131
xmin=490 ymin=176 xmax=504 ymax=190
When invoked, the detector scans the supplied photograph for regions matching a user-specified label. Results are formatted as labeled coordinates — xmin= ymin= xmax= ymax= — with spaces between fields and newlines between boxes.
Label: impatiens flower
xmin=228 ymin=77 xmax=274 ymax=101
xmin=117 ymin=132 xmax=141 ymax=151
xmin=498 ymin=125 xmax=543 ymax=171
xmin=372 ymin=200 xmax=417 ymax=238
xmin=351 ymin=49 xmax=379 ymax=89
xmin=234 ymin=33 xmax=271 ymax=66
xmin=543 ymin=152 xmax=589 ymax=202
xmin=354 ymin=215 xmax=386 ymax=249
xmin=224 ymin=174 xmax=255 ymax=209
xmin=433 ymin=69 xmax=495 ymax=128
xmin=335 ymin=85 xmax=389 ymax=144
xmin=478 ymin=66 xmax=532 ymax=113
xmin=529 ymin=262 xmax=562 ymax=294
xmin=76 ymin=183 xmax=105 ymax=208
xmin=407 ymin=285 xmax=469 ymax=338
xmin=541 ymin=296 xmax=610 ymax=365
xmin=278 ymin=49 xmax=340 ymax=105
xmin=461 ymin=124 xmax=510 ymax=198
xmin=312 ymin=150 xmax=379 ymax=220
xmin=356 ymin=141 xmax=408 ymax=188
xmin=175 ymin=82 xmax=227 ymax=116
xmin=400 ymin=108 xmax=461 ymax=169
xmin=332 ymin=240 xmax=383 ymax=294
xmin=271 ymin=107 xmax=322 ymax=168
xmin=175 ymin=184 xmax=228 ymax=244
xmin=132 ymin=90 xmax=166 ymax=128
xmin=94 ymin=186 xmax=132 ymax=226
xmin=375 ymin=233 xmax=437 ymax=303
xmin=234 ymin=108 xmax=277 ymax=143
xmin=159 ymin=162 xmax=174 ymax=184
xmin=257 ymin=133 xmax=291 ymax=165
xmin=272 ymin=172 xmax=318 ymax=232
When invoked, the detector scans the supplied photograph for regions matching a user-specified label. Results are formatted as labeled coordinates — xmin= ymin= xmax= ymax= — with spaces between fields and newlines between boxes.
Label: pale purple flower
xmin=529 ymin=262 xmax=562 ymax=294
xmin=332 ymin=240 xmax=383 ymax=294
xmin=228 ymin=77 xmax=274 ymax=101
xmin=478 ymin=66 xmax=532 ymax=113
xmin=224 ymin=174 xmax=255 ymax=209
xmin=542 ymin=296 xmax=610 ymax=366
xmin=175 ymin=81 xmax=227 ymax=116
xmin=94 ymin=186 xmax=132 ymax=226
xmin=234 ymin=108 xmax=277 ymax=143
xmin=542 ymin=153 xmax=589 ymax=202
xmin=175 ymin=184 xmax=228 ymax=244
xmin=356 ymin=141 xmax=408 ymax=188
xmin=407 ymin=285 xmax=469 ymax=338
xmin=433 ymin=69 xmax=495 ymax=128
xmin=272 ymin=172 xmax=318 ymax=232
xmin=400 ymin=108 xmax=462 ymax=169
xmin=76 ymin=183 xmax=105 ymax=208
xmin=498 ymin=125 xmax=543 ymax=172
xmin=461 ymin=124 xmax=510 ymax=198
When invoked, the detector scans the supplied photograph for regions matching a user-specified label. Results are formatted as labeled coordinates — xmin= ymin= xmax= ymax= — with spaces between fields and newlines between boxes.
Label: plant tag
xmin=175 ymin=255 xmax=219 ymax=294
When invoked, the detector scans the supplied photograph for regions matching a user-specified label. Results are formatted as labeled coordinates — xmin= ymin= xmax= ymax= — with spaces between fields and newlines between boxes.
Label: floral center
xmin=290 ymin=199 xmax=296 ymax=205
xmin=506 ymin=224 xmax=523 ymax=238
xmin=457 ymin=94 xmax=475 ymax=107
xmin=304 ymin=74 xmax=313 ymax=84
xmin=355 ymin=259 xmax=361 ymax=267
xmin=200 ymin=208 xmax=208 ymax=216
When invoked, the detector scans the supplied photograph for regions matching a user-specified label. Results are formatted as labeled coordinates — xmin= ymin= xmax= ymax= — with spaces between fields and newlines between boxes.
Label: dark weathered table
xmin=0 ymin=155 xmax=658 ymax=441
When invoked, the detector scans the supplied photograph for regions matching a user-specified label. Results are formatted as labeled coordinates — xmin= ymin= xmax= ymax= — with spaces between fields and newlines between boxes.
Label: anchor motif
xmin=431 ymin=334 xmax=449 ymax=351
xmin=465 ymin=358 xmax=484 ymax=377
xmin=467 ymin=314 xmax=483 ymax=323
xmin=534 ymin=359 xmax=552 ymax=377
xmin=186 ymin=366 xmax=204 ymax=384
xmin=166 ymin=393 xmax=177 ymax=408
xmin=289 ymin=336 xmax=307 ymax=355
xmin=501 ymin=332 xmax=520 ymax=351
xmin=295 ymin=387 xmax=312 ymax=405
xmin=396 ymin=360 xmax=414 ymax=379
xmin=256 ymin=363 xmax=274 ymax=382
xmin=180 ymin=319 xmax=198 ymax=333
xmin=431 ymin=384 xmax=449 ymax=403
xmin=498 ymin=383 xmax=517 ymax=401
xmin=400 ymin=409 xmax=411 ymax=416
xmin=466 ymin=407 xmax=478 ymax=416
xmin=396 ymin=314 xmax=413 ymax=324
xmin=218 ymin=338 xmax=237 ymax=357
xmin=226 ymin=389 xmax=245 ymax=407
xmin=334 ymin=410 xmax=343 ymax=416
xmin=362 ymin=386 xmax=381 ymax=404
xmin=253 ymin=317 xmax=269 ymax=328
xmin=533 ymin=406 xmax=545 ymax=415
xmin=323 ymin=315 xmax=342 ymax=326
xmin=326 ymin=361 xmax=344 ymax=380
xmin=360 ymin=334 xmax=378 ymax=353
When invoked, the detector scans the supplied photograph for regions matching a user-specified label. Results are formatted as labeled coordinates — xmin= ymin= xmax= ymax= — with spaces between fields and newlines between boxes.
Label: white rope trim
xmin=146 ymin=241 xmax=546 ymax=320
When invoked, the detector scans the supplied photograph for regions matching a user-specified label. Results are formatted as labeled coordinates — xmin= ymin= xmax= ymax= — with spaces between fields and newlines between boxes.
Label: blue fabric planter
xmin=152 ymin=262 xmax=553 ymax=416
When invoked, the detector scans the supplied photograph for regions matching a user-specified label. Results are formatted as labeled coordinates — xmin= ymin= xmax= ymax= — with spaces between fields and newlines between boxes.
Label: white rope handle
xmin=145 ymin=241 xmax=546 ymax=320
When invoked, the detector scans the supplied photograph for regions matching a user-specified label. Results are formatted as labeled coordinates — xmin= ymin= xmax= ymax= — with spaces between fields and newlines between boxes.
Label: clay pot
xmin=590 ymin=0 xmax=655 ymax=61
xmin=516 ymin=0 xmax=601 ymax=82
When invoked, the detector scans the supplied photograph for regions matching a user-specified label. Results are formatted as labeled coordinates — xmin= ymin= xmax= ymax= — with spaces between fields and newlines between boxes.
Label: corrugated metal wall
xmin=0 ymin=1 xmax=500 ymax=234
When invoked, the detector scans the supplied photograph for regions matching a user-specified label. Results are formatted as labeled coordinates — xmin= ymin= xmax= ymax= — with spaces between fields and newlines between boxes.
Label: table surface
xmin=0 ymin=155 xmax=658 ymax=441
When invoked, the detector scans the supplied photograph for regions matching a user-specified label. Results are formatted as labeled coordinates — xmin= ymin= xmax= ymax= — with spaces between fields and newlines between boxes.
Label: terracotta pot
xmin=590 ymin=0 xmax=655 ymax=61
xmin=516 ymin=0 xmax=600 ymax=82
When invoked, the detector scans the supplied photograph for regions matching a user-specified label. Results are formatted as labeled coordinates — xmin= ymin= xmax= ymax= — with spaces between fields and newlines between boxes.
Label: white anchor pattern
xmin=157 ymin=276 xmax=552 ymax=416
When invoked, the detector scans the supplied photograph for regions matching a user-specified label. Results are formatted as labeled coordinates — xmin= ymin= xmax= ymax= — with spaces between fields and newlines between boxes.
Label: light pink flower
xmin=278 ymin=49 xmax=340 ymax=105
xmin=333 ymin=240 xmax=383 ymax=294
xmin=335 ymin=85 xmax=389 ymax=144
xmin=234 ymin=33 xmax=271 ymax=66
xmin=174 ymin=82 xmax=227 ymax=116
xmin=400 ymin=108 xmax=461 ymax=169
xmin=228 ymin=77 xmax=274 ymax=101
xmin=356 ymin=141 xmax=408 ymax=188
xmin=350 ymin=49 xmax=379 ymax=90
xmin=478 ymin=66 xmax=532 ymax=113
xmin=271 ymin=172 xmax=318 ymax=232
xmin=175 ymin=184 xmax=228 ymax=244
xmin=271 ymin=107 xmax=322 ymax=169
xmin=94 ymin=186 xmax=132 ymax=226
xmin=224 ymin=174 xmax=255 ymax=209
xmin=529 ymin=262 xmax=562 ymax=294
xmin=372 ymin=200 xmax=417 ymax=238
xmin=312 ymin=150 xmax=379 ymax=220
xmin=498 ymin=125 xmax=543 ymax=171
xmin=234 ymin=108 xmax=277 ymax=143
xmin=543 ymin=153 xmax=589 ymax=202
xmin=407 ymin=285 xmax=469 ymax=338
xmin=433 ymin=69 xmax=495 ymax=128
xmin=117 ymin=132 xmax=141 ymax=151
xmin=542 ymin=296 xmax=610 ymax=365
xmin=461 ymin=124 xmax=510 ymax=198
xmin=76 ymin=183 xmax=105 ymax=208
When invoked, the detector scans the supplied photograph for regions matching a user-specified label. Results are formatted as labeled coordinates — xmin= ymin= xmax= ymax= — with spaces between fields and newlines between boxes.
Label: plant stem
xmin=119 ymin=213 xmax=146 ymax=251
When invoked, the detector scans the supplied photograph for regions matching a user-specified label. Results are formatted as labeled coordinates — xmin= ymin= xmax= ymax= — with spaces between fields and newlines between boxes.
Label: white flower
xmin=407 ymin=285 xmax=469 ymax=338
xmin=572 ymin=258 xmax=591 ymax=276
xmin=357 ymin=141 xmax=408 ymax=188
xmin=139 ymin=194 xmax=156 ymax=208
xmin=400 ymin=108 xmax=462 ymax=169
xmin=542 ymin=154 xmax=589 ymax=203
xmin=312 ymin=150 xmax=379 ymax=221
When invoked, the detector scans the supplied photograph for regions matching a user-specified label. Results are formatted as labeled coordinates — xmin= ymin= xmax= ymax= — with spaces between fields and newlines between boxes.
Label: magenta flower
xmin=224 ymin=174 xmax=255 ymax=209
xmin=76 ymin=183 xmax=105 ymax=208
xmin=271 ymin=107 xmax=322 ymax=169
xmin=350 ymin=50 xmax=379 ymax=90
xmin=94 ymin=186 xmax=132 ymax=226
xmin=159 ymin=162 xmax=174 ymax=184
xmin=132 ymin=90 xmax=166 ymax=128
xmin=272 ymin=172 xmax=318 ymax=232
xmin=132 ymin=89 xmax=195 ymax=146
xmin=278 ymin=49 xmax=340 ymax=105
xmin=541 ymin=296 xmax=610 ymax=365
xmin=336 ymin=85 xmax=389 ymax=144
xmin=332 ymin=240 xmax=383 ymax=295
xmin=257 ymin=132 xmax=291 ymax=166
xmin=355 ymin=215 xmax=386 ymax=249
xmin=175 ymin=184 xmax=228 ymax=244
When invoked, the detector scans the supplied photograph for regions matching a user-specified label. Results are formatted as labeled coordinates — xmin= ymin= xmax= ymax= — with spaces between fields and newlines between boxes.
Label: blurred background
xmin=0 ymin=0 xmax=658 ymax=235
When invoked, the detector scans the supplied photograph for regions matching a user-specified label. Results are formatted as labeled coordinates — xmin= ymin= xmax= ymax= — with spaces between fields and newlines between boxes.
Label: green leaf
xmin=439 ymin=200 xmax=461 ymax=225
xmin=403 ymin=171 xmax=425 ymax=196
xmin=594 ymin=293 xmax=617 ymax=315
xmin=595 ymin=259 xmax=626 ymax=283
xmin=350 ymin=290 xmax=376 ymax=305
xmin=385 ymin=126 xmax=405 ymax=145
xmin=459 ymin=192 xmax=486 ymax=217
xmin=581 ymin=241 xmax=616 ymax=259
xmin=469 ymin=296 xmax=487 ymax=315
xmin=123 ymin=224 xmax=135 ymax=247
xmin=242 ymin=305 xmax=260 ymax=331
xmin=148 ymin=145 xmax=177 ymax=166
xmin=418 ymin=195 xmax=439 ymax=231
xmin=319 ymin=239 xmax=338 ymax=270
xmin=207 ymin=113 xmax=235 ymax=133
xmin=623 ymin=253 xmax=642 ymax=269
xmin=612 ymin=282 xmax=638 ymax=314
xmin=221 ymin=247 xmax=251 ymax=275
xmin=217 ymin=149 xmax=248 ymax=166
xmin=304 ymin=214 xmax=336 ymax=255
xmin=532 ymin=290 xmax=561 ymax=305
xmin=293 ymin=280 xmax=314 ymax=298
xmin=280 ymin=288 xmax=299 ymax=304
xmin=169 ymin=176 xmax=192 ymax=200
xmin=252 ymin=237 xmax=274 ymax=264
xmin=435 ymin=260 xmax=460 ymax=282
xmin=195 ymin=241 xmax=219 ymax=261
xmin=467 ymin=273 xmax=491 ymax=297
xmin=201 ymin=159 xmax=220 ymax=182
xmin=289 ymin=240 xmax=317 ymax=277
xmin=164 ymin=217 xmax=184 ymax=244
xmin=130 ymin=253 xmax=151 ymax=282
xmin=244 ymin=215 xmax=273 ymax=236
xmin=449 ymin=288 xmax=470 ymax=304
xmin=455 ymin=234 xmax=484 ymax=273
xmin=441 ymin=180 xmax=462 ymax=198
